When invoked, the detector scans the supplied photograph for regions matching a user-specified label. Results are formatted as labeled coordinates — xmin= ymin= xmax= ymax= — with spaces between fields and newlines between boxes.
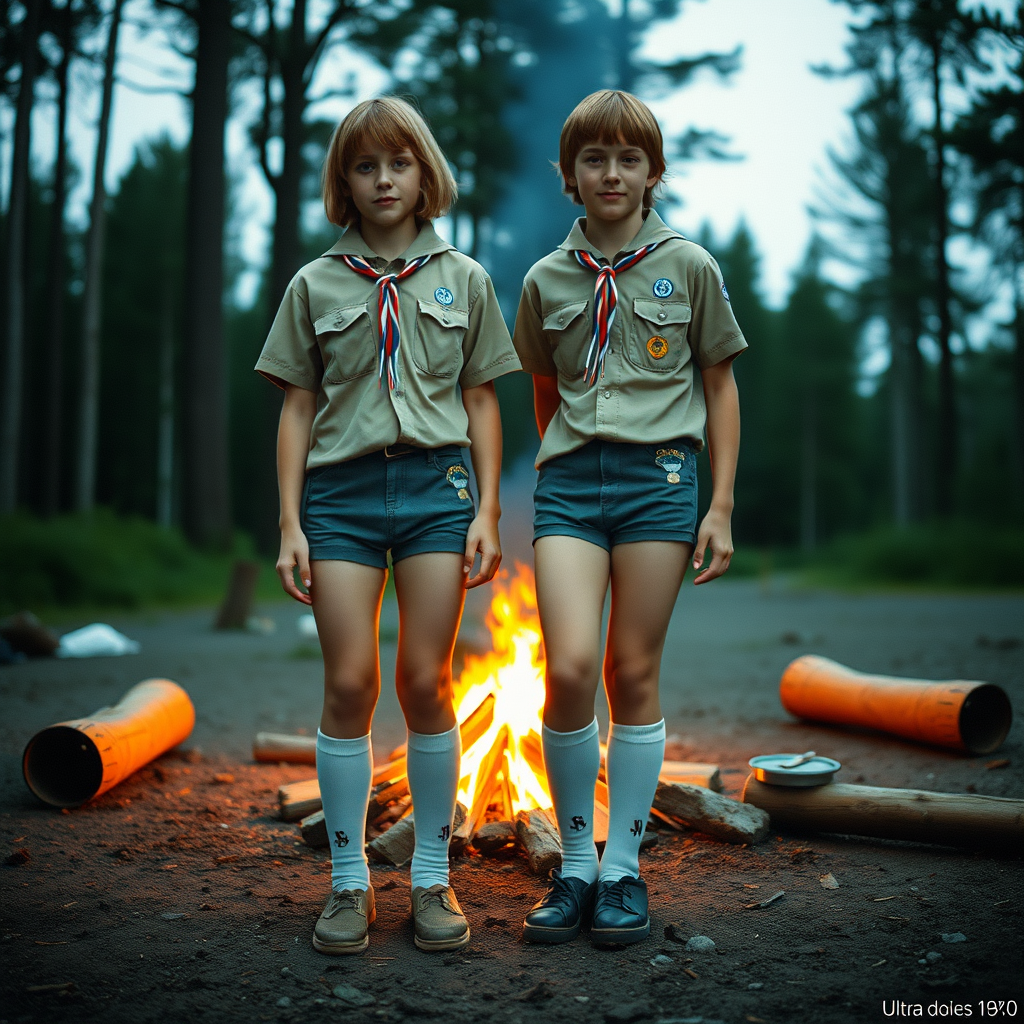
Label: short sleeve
xmin=459 ymin=273 xmax=522 ymax=388
xmin=689 ymin=256 xmax=747 ymax=369
xmin=512 ymin=278 xmax=558 ymax=376
xmin=255 ymin=278 xmax=323 ymax=391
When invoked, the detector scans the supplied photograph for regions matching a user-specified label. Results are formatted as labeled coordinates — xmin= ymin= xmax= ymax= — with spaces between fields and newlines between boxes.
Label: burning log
xmin=22 ymin=679 xmax=195 ymax=808
xmin=780 ymin=655 xmax=1012 ymax=755
xmin=454 ymin=726 xmax=509 ymax=844
xmin=653 ymin=781 xmax=770 ymax=845
xmin=660 ymin=761 xmax=722 ymax=792
xmin=472 ymin=820 xmax=517 ymax=855
xmin=515 ymin=808 xmax=562 ymax=875
xmin=742 ymin=776 xmax=1024 ymax=855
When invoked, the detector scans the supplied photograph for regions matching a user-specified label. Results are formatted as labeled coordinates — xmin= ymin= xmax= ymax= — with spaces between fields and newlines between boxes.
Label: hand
xmin=692 ymin=507 xmax=733 ymax=585
xmin=277 ymin=527 xmax=312 ymax=604
xmin=463 ymin=512 xmax=502 ymax=589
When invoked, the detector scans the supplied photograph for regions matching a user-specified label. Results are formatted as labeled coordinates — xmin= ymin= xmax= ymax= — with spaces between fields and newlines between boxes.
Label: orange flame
xmin=453 ymin=563 xmax=550 ymax=815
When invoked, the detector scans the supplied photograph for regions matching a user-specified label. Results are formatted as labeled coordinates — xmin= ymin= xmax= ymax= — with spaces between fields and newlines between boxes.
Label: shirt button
xmin=657 ymin=311 xmax=667 ymax=321
xmin=441 ymin=317 xmax=449 ymax=325
xmin=558 ymin=316 xmax=565 ymax=325
xmin=603 ymin=390 xmax=612 ymax=399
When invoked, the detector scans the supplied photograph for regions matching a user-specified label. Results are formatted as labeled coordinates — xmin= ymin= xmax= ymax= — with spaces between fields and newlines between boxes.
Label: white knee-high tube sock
xmin=316 ymin=729 xmax=372 ymax=892
xmin=599 ymin=719 xmax=666 ymax=881
xmin=542 ymin=718 xmax=601 ymax=884
xmin=406 ymin=724 xmax=461 ymax=890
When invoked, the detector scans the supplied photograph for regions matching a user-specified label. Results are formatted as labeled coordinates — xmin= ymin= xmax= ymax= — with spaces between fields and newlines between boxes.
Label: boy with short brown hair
xmin=513 ymin=89 xmax=745 ymax=946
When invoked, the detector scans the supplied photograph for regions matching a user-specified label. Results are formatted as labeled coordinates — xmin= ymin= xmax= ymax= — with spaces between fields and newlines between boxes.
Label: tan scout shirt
xmin=255 ymin=222 xmax=520 ymax=469
xmin=513 ymin=209 xmax=746 ymax=467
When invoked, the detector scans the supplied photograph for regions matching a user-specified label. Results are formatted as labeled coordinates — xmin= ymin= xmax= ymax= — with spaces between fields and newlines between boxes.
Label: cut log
xmin=742 ymin=776 xmax=1024 ymax=855
xmin=253 ymin=732 xmax=316 ymax=764
xmin=472 ymin=820 xmax=517 ymax=855
xmin=372 ymin=756 xmax=406 ymax=787
xmin=300 ymin=809 xmax=327 ymax=849
xmin=366 ymin=777 xmax=410 ymax=822
xmin=653 ymin=781 xmax=770 ymax=845
xmin=278 ymin=778 xmax=321 ymax=822
xmin=515 ymin=807 xmax=561 ymax=875
xmin=659 ymin=761 xmax=722 ymax=793
xmin=215 ymin=559 xmax=260 ymax=630
xmin=367 ymin=803 xmax=467 ymax=866
xmin=459 ymin=691 xmax=497 ymax=750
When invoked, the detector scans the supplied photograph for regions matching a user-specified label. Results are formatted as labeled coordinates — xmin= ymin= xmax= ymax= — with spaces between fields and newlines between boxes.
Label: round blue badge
xmin=434 ymin=287 xmax=454 ymax=306
xmin=653 ymin=278 xmax=674 ymax=298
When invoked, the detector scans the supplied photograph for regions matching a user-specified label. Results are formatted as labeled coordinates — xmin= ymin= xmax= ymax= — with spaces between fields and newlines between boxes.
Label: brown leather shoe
xmin=411 ymin=884 xmax=470 ymax=951
xmin=312 ymin=887 xmax=375 ymax=954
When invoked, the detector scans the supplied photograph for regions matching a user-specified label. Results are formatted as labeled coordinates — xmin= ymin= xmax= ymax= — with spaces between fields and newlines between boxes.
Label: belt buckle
xmin=384 ymin=443 xmax=411 ymax=459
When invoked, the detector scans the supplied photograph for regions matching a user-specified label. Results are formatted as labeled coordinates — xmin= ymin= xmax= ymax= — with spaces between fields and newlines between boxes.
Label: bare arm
xmin=693 ymin=356 xmax=740 ymax=585
xmin=532 ymin=374 xmax=561 ymax=440
xmin=276 ymin=384 xmax=318 ymax=603
xmin=462 ymin=381 xmax=503 ymax=589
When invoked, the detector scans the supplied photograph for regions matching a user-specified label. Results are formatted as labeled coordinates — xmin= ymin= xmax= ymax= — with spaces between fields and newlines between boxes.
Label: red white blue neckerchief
xmin=574 ymin=243 xmax=661 ymax=384
xmin=340 ymin=252 xmax=433 ymax=390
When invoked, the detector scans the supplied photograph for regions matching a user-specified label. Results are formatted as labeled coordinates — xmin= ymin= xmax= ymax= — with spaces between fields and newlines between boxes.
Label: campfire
xmin=263 ymin=564 xmax=728 ymax=871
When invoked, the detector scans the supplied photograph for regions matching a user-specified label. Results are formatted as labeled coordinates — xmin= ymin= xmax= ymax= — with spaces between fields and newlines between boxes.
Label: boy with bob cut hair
xmin=512 ymin=90 xmax=745 ymax=948
xmin=322 ymin=96 xmax=458 ymax=228
xmin=257 ymin=95 xmax=520 ymax=956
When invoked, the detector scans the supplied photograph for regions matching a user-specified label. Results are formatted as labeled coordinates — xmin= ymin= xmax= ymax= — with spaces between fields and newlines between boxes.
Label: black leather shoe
xmin=522 ymin=870 xmax=596 ymax=943
xmin=590 ymin=874 xmax=650 ymax=945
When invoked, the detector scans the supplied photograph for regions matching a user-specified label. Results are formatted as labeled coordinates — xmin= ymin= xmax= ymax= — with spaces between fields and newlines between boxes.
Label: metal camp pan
xmin=748 ymin=753 xmax=841 ymax=787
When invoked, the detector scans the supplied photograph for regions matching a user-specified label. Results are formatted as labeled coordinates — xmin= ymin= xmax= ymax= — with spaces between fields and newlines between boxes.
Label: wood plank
xmin=253 ymin=732 xmax=316 ymax=765
xmin=277 ymin=778 xmax=321 ymax=821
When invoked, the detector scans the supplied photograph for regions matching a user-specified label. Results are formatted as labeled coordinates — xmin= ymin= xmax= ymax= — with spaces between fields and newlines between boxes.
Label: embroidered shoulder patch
xmin=434 ymin=287 xmax=454 ymax=306
xmin=653 ymin=278 xmax=674 ymax=298
xmin=646 ymin=336 xmax=669 ymax=359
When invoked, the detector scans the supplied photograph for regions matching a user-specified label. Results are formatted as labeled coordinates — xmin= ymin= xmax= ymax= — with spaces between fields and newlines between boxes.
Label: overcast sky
xmin=5 ymin=0 xmax=1017 ymax=310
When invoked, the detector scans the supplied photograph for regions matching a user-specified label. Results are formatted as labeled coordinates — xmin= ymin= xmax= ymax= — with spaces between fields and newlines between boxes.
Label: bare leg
xmin=534 ymin=535 xmax=610 ymax=732
xmin=604 ymin=541 xmax=691 ymax=725
xmin=311 ymin=560 xmax=388 ymax=738
xmin=391 ymin=551 xmax=466 ymax=733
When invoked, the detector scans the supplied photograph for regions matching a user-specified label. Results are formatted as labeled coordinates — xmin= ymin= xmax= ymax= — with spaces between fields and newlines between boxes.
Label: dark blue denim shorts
xmin=301 ymin=445 xmax=475 ymax=569
xmin=533 ymin=439 xmax=699 ymax=551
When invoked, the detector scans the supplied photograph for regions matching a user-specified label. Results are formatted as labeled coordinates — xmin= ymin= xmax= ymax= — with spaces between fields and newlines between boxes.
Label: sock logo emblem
xmin=334 ymin=830 xmax=349 ymax=848
xmin=630 ymin=820 xmax=643 ymax=837
xmin=569 ymin=815 xmax=587 ymax=831
xmin=438 ymin=824 xmax=450 ymax=841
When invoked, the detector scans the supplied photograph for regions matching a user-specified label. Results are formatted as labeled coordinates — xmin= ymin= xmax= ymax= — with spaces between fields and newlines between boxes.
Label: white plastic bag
xmin=56 ymin=623 xmax=141 ymax=658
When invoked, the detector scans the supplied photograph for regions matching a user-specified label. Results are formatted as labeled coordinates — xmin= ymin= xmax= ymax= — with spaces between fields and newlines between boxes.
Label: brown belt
xmin=382 ymin=443 xmax=419 ymax=458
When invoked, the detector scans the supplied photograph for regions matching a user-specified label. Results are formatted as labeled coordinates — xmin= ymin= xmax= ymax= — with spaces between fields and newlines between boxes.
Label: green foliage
xmin=805 ymin=520 xmax=1024 ymax=589
xmin=0 ymin=508 xmax=267 ymax=614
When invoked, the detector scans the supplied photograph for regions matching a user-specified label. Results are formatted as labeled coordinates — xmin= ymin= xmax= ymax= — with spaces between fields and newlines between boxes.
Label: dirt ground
xmin=1 ymin=577 xmax=1022 ymax=1024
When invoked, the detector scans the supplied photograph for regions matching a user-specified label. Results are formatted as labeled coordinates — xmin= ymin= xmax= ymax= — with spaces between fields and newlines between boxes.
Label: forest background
xmin=0 ymin=0 xmax=1021 ymax=612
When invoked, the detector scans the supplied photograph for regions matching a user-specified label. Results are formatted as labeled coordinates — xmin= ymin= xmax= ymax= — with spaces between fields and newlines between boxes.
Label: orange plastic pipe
xmin=780 ymin=655 xmax=1011 ymax=755
xmin=22 ymin=679 xmax=195 ymax=807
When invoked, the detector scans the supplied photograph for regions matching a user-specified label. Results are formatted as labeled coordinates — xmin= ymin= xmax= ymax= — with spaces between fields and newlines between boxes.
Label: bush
xmin=0 ymin=509 xmax=267 ymax=613
xmin=805 ymin=521 xmax=1024 ymax=589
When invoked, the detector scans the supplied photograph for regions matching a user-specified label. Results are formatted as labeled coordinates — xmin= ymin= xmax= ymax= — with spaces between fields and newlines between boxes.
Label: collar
xmin=322 ymin=220 xmax=455 ymax=264
xmin=557 ymin=208 xmax=683 ymax=262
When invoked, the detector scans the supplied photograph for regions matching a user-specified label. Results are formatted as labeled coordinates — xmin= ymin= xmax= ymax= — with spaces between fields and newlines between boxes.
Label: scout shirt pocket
xmin=316 ymin=304 xmax=375 ymax=384
xmin=627 ymin=298 xmax=691 ymax=373
xmin=411 ymin=299 xmax=468 ymax=378
xmin=542 ymin=300 xmax=589 ymax=380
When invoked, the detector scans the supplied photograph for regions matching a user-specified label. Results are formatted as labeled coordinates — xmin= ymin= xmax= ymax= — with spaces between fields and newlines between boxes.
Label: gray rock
xmin=276 ymin=996 xmax=292 ymax=1008
xmin=941 ymin=932 xmax=967 ymax=944
xmin=927 ymin=951 xmax=943 ymax=963
xmin=747 ymin=982 xmax=764 ymax=990
xmin=685 ymin=935 xmax=716 ymax=953
xmin=605 ymin=1002 xmax=652 ymax=1023
xmin=333 ymin=984 xmax=375 ymax=1007
xmin=650 ymin=954 xmax=675 ymax=966
xmin=160 ymin=912 xmax=187 ymax=921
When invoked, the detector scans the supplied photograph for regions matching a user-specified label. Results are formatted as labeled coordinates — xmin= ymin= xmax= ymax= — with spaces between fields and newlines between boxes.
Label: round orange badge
xmin=646 ymin=335 xmax=668 ymax=359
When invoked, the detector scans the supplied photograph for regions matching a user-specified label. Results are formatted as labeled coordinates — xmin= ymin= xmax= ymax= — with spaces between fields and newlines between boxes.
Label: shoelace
xmin=340 ymin=252 xmax=433 ymax=390
xmin=418 ymin=887 xmax=451 ymax=912
xmin=324 ymin=891 xmax=361 ymax=917
xmin=597 ymin=879 xmax=635 ymax=911
xmin=574 ymin=243 xmax=661 ymax=384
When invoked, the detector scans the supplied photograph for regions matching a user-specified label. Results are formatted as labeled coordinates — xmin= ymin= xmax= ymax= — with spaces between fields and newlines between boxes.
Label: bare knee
xmin=323 ymin=671 xmax=379 ymax=729
xmin=605 ymin=656 xmax=660 ymax=711
xmin=544 ymin=656 xmax=600 ymax=729
xmin=396 ymin=663 xmax=451 ymax=722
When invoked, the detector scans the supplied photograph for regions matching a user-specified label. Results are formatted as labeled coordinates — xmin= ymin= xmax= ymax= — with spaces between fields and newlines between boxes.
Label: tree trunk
xmin=930 ymin=38 xmax=956 ymax=516
xmin=0 ymin=0 xmax=42 ymax=514
xmin=157 ymin=274 xmax=175 ymax=528
xmin=181 ymin=0 xmax=231 ymax=548
xmin=799 ymin=387 xmax=817 ymax=553
xmin=42 ymin=0 xmax=72 ymax=517
xmin=75 ymin=0 xmax=124 ymax=512
xmin=889 ymin=320 xmax=914 ymax=527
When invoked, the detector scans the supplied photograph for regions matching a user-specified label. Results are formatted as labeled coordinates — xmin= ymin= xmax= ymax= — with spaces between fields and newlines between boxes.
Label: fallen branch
xmin=653 ymin=781 xmax=770 ymax=845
